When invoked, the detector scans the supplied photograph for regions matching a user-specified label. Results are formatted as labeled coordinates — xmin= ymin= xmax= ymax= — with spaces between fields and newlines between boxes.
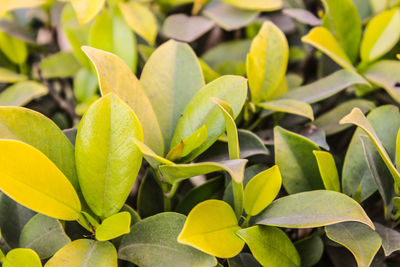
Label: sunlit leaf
xmin=313 ymin=151 xmax=341 ymax=192
xmin=0 ymin=81 xmax=47 ymax=107
xmin=0 ymin=67 xmax=27 ymax=83
xmin=3 ymin=248 xmax=41 ymax=267
xmin=0 ymin=31 xmax=27 ymax=65
xmin=258 ymin=99 xmax=314 ymax=120
xmin=96 ymin=212 xmax=131 ymax=241
xmin=69 ymin=0 xmax=106 ymax=25
xmin=221 ymin=0 xmax=282 ymax=11
xmin=0 ymin=0 xmax=47 ymax=15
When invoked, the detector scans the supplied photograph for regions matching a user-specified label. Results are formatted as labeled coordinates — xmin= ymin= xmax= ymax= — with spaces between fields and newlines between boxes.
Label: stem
xmin=164 ymin=182 xmax=180 ymax=211
xmin=241 ymin=213 xmax=252 ymax=228
xmin=232 ymin=181 xmax=243 ymax=220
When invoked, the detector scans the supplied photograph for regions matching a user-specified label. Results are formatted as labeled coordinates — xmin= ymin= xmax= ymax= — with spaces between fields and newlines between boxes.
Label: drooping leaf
xmin=119 ymin=212 xmax=216 ymax=267
xmin=0 ymin=31 xmax=27 ymax=65
xmin=39 ymin=52 xmax=81 ymax=79
xmin=0 ymin=140 xmax=81 ymax=220
xmin=0 ymin=81 xmax=47 ymax=107
xmin=325 ymin=222 xmax=382 ymax=267
xmin=0 ymin=67 xmax=27 ymax=83
xmin=133 ymin=138 xmax=174 ymax=168
xmin=2 ymin=248 xmax=41 ymax=267
xmin=374 ymin=223 xmax=400 ymax=256
xmin=178 ymin=200 xmax=245 ymax=258
xmin=256 ymin=190 xmax=374 ymax=229
xmin=162 ymin=14 xmax=214 ymax=42
xmin=96 ymin=212 xmax=131 ymax=241
xmin=236 ymin=225 xmax=300 ymax=267
xmin=221 ymin=0 xmax=282 ymax=11
xmin=313 ymin=151 xmax=341 ymax=192
xmin=294 ymin=234 xmax=324 ymax=267
xmin=45 ymin=239 xmax=117 ymax=267
xmin=258 ymin=99 xmax=314 ymax=120
xmin=75 ymin=94 xmax=143 ymax=218
xmin=69 ymin=0 xmax=106 ymax=25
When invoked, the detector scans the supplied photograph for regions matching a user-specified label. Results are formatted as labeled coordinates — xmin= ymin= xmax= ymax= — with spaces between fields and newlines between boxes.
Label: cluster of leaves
xmin=1 ymin=0 xmax=400 ymax=266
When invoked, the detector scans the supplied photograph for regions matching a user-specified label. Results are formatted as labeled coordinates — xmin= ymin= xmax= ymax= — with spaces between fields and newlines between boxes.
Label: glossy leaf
xmin=45 ymin=239 xmax=117 ymax=267
xmin=178 ymin=200 xmax=245 ymax=258
xmin=0 ymin=81 xmax=47 ymax=107
xmin=0 ymin=140 xmax=81 ymax=220
xmin=295 ymin=234 xmax=324 ymax=267
xmin=39 ymin=52 xmax=81 ymax=79
xmin=119 ymin=212 xmax=216 ymax=267
xmin=3 ymin=248 xmax=41 ymax=267
xmin=247 ymin=21 xmax=288 ymax=103
xmin=313 ymin=151 xmax=341 ymax=192
xmin=0 ymin=31 xmax=27 ymax=65
xmin=258 ymin=99 xmax=314 ymax=120
xmin=162 ymin=14 xmax=214 ymax=42
xmin=96 ymin=212 xmax=131 ymax=241
xmin=75 ymin=94 xmax=143 ymax=218
xmin=256 ymin=190 xmax=374 ymax=229
xmin=236 ymin=225 xmax=300 ymax=267
xmin=0 ymin=68 xmax=27 ymax=83
xmin=375 ymin=223 xmax=400 ymax=256
xmin=69 ymin=0 xmax=105 ymax=25
xmin=325 ymin=222 xmax=382 ymax=267
xmin=221 ymin=0 xmax=282 ymax=11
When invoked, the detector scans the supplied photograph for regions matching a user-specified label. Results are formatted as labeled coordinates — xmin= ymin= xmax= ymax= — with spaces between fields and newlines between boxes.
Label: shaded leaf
xmin=96 ymin=212 xmax=131 ymax=241
xmin=227 ymin=253 xmax=262 ymax=267
xmin=313 ymin=151 xmax=341 ymax=192
xmin=162 ymin=14 xmax=214 ymax=42
xmin=73 ymin=68 xmax=98 ymax=102
xmin=0 ymin=81 xmax=47 ymax=106
xmin=283 ymin=8 xmax=321 ymax=26
xmin=0 ymin=19 xmax=35 ymax=44
xmin=39 ymin=52 xmax=81 ymax=79
xmin=375 ymin=223 xmax=400 ymax=256
xmin=295 ymin=234 xmax=324 ymax=267
xmin=137 ymin=169 xmax=164 ymax=218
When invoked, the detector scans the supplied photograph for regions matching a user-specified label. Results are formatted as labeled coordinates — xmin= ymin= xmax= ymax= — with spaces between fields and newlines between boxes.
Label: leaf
xmin=160 ymin=159 xmax=248 ymax=184
xmin=118 ymin=2 xmax=158 ymax=45
xmin=39 ymin=52 xmax=81 ymax=79
xmin=133 ymin=138 xmax=174 ymax=168
xmin=0 ymin=31 xmax=27 ymax=65
xmin=221 ymin=0 xmax=282 ymax=11
xmin=0 ymin=140 xmax=81 ymax=220
xmin=258 ymin=99 xmax=314 ymax=120
xmin=82 ymin=46 xmax=164 ymax=157
xmin=0 ymin=19 xmax=36 ymax=44
xmin=89 ymin=9 xmax=137 ymax=71
xmin=0 ymin=81 xmax=48 ymax=106
xmin=301 ymin=27 xmax=355 ymax=71
xmin=247 ymin=21 xmax=289 ymax=103
xmin=243 ymin=165 xmax=282 ymax=216
xmin=321 ymin=0 xmax=362 ymax=63
xmin=45 ymin=239 xmax=117 ymax=267
xmin=73 ymin=68 xmax=98 ymax=102
xmin=313 ymin=151 xmax=341 ymax=192
xmin=162 ymin=14 xmax=214 ymax=42
xmin=294 ymin=234 xmax=324 ymax=267
xmin=199 ymin=59 xmax=220 ymax=83
xmin=172 ymin=75 xmax=247 ymax=161
xmin=19 ymin=214 xmax=70 ymax=259
xmin=203 ymin=0 xmax=259 ymax=31
xmin=227 ymin=253 xmax=262 ymax=267
xmin=119 ymin=212 xmax=216 ymax=267
xmin=360 ymin=8 xmax=400 ymax=63
xmin=325 ymin=222 xmax=382 ymax=267
xmin=3 ymin=248 xmax=41 ymax=267
xmin=0 ymin=0 xmax=47 ymax=15
xmin=96 ymin=212 xmax=131 ymax=241
xmin=274 ymin=126 xmax=323 ymax=194
xmin=69 ymin=0 xmax=105 ymax=25
xmin=0 ymin=67 xmax=27 ymax=83
xmin=76 ymin=94 xmax=143 ymax=218
xmin=374 ymin=223 xmax=400 ymax=256
xmin=140 ymin=40 xmax=204 ymax=154
xmin=256 ymin=190 xmax=374 ymax=229
xmin=236 ymin=225 xmax=300 ymax=267
xmin=282 ymin=8 xmax=321 ymax=26
xmin=137 ymin=169 xmax=164 ymax=218
xmin=178 ymin=200 xmax=245 ymax=258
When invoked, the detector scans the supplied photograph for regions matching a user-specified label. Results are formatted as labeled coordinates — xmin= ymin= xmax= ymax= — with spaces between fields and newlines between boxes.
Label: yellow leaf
xmin=221 ymin=0 xmax=282 ymax=11
xmin=96 ymin=212 xmax=131 ymax=241
xmin=258 ymin=99 xmax=314 ymax=120
xmin=70 ymin=0 xmax=106 ymax=25
xmin=3 ymin=248 xmax=42 ymax=267
xmin=0 ymin=140 xmax=81 ymax=221
xmin=0 ymin=0 xmax=47 ymax=15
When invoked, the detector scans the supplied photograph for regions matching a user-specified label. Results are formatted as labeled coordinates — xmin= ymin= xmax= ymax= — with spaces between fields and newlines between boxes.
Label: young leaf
xmin=178 ymin=200 xmax=245 ymax=258
xmin=75 ymin=94 xmax=143 ymax=218
xmin=119 ymin=212 xmax=216 ymax=267
xmin=221 ymin=0 xmax=282 ymax=11
xmin=295 ymin=234 xmax=324 ymax=267
xmin=3 ymin=248 xmax=42 ymax=267
xmin=325 ymin=222 xmax=382 ymax=267
xmin=374 ymin=223 xmax=400 ymax=256
xmin=247 ymin=21 xmax=289 ymax=103
xmin=0 ymin=81 xmax=48 ymax=107
xmin=236 ymin=225 xmax=300 ymax=267
xmin=256 ymin=190 xmax=374 ymax=229
xmin=96 ymin=212 xmax=131 ymax=241
xmin=0 ymin=67 xmax=27 ymax=83
xmin=243 ymin=165 xmax=282 ymax=216
xmin=258 ymin=99 xmax=314 ymax=120
xmin=0 ymin=140 xmax=81 ymax=220
xmin=45 ymin=239 xmax=117 ymax=267
xmin=69 ymin=0 xmax=105 ymax=25
xmin=0 ymin=31 xmax=27 ymax=65
xmin=39 ymin=52 xmax=81 ymax=79
xmin=133 ymin=138 xmax=174 ymax=168
xmin=313 ymin=151 xmax=341 ymax=192
xmin=301 ymin=27 xmax=355 ymax=71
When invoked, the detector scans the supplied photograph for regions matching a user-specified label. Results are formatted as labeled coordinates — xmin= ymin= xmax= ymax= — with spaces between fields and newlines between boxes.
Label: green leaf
xmin=227 ymin=253 xmax=262 ymax=267
xmin=199 ymin=59 xmax=220 ymax=83
xmin=96 ymin=212 xmax=131 ymax=241
xmin=19 ymin=214 xmax=70 ymax=259
xmin=321 ymin=0 xmax=362 ymax=63
xmin=140 ymin=40 xmax=204 ymax=153
xmin=89 ymin=9 xmax=137 ymax=71
xmin=313 ymin=151 xmax=341 ymax=192
xmin=360 ymin=8 xmax=400 ymax=63
xmin=69 ymin=0 xmax=105 ymax=25
xmin=178 ymin=200 xmax=245 ymax=258
xmin=3 ymin=248 xmax=41 ymax=267
xmin=0 ymin=31 xmax=27 ymax=65
xmin=301 ymin=27 xmax=355 ymax=71
xmin=73 ymin=68 xmax=98 ymax=102
xmin=75 ymin=94 xmax=143 ymax=218
xmin=118 ymin=2 xmax=158 ymax=45
xmin=325 ymin=222 xmax=382 ymax=267
xmin=0 ymin=19 xmax=36 ymax=44
xmin=221 ymin=0 xmax=282 ymax=11
xmin=137 ymin=169 xmax=164 ymax=218
xmin=82 ymin=46 xmax=164 ymax=156
xmin=236 ymin=225 xmax=300 ymax=267
xmin=274 ymin=126 xmax=323 ymax=194
xmin=247 ymin=21 xmax=289 ymax=103
xmin=256 ymin=190 xmax=374 ymax=229
xmin=120 ymin=204 xmax=141 ymax=226
xmin=133 ymin=138 xmax=174 ymax=168
xmin=294 ymin=234 xmax=324 ymax=267
xmin=375 ymin=223 xmax=400 ymax=256
xmin=172 ymin=75 xmax=247 ymax=161
xmin=162 ymin=14 xmax=214 ymax=42
xmin=45 ymin=239 xmax=117 ymax=267
xmin=243 ymin=165 xmax=282 ymax=216
xmin=0 ymin=81 xmax=47 ymax=107
xmin=0 ymin=140 xmax=81 ymax=220
xmin=39 ymin=52 xmax=81 ymax=79
xmin=119 ymin=212 xmax=216 ymax=267
xmin=0 ymin=67 xmax=27 ymax=83
xmin=258 ymin=99 xmax=314 ymax=120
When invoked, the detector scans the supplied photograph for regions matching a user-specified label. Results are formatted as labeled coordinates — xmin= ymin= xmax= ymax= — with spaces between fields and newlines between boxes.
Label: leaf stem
xmin=232 ymin=181 xmax=244 ymax=220
xmin=164 ymin=182 xmax=180 ymax=212
xmin=240 ymin=213 xmax=252 ymax=228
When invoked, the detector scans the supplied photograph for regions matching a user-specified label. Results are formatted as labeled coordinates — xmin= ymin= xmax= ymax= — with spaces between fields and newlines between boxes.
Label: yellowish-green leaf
xmin=302 ymin=27 xmax=355 ymax=71
xmin=0 ymin=0 xmax=47 ymax=15
xmin=244 ymin=165 xmax=282 ymax=216
xmin=313 ymin=151 xmax=341 ymax=192
xmin=45 ymin=239 xmax=117 ymax=267
xmin=247 ymin=21 xmax=288 ymax=103
xmin=0 ymin=31 xmax=27 ymax=65
xmin=119 ymin=2 xmax=158 ymax=45
xmin=178 ymin=200 xmax=245 ymax=258
xmin=221 ymin=0 xmax=282 ymax=11
xmin=82 ymin=46 xmax=164 ymax=156
xmin=258 ymin=99 xmax=314 ymax=120
xmin=133 ymin=138 xmax=174 ymax=169
xmin=39 ymin=52 xmax=81 ymax=79
xmin=96 ymin=212 xmax=131 ymax=241
xmin=0 ymin=140 xmax=81 ymax=220
xmin=69 ymin=0 xmax=105 ymax=25
xmin=0 ymin=81 xmax=47 ymax=106
xmin=360 ymin=8 xmax=400 ymax=63
xmin=3 ymin=248 xmax=41 ymax=267
xmin=0 ymin=67 xmax=27 ymax=83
